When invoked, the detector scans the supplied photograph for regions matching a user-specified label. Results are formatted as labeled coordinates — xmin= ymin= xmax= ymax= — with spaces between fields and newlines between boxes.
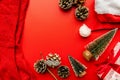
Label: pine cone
xmin=59 ymin=0 xmax=73 ymax=10
xmin=58 ymin=66 xmax=70 ymax=78
xmin=73 ymin=0 xmax=85 ymax=7
xmin=34 ymin=59 xmax=47 ymax=73
xmin=45 ymin=53 xmax=61 ymax=68
xmin=75 ymin=6 xmax=89 ymax=20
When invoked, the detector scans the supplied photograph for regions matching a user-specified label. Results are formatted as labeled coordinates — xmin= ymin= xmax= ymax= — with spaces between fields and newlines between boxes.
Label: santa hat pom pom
xmin=79 ymin=24 xmax=91 ymax=37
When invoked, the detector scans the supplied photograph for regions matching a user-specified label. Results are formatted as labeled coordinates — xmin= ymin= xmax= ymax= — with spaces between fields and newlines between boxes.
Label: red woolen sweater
xmin=0 ymin=0 xmax=35 ymax=80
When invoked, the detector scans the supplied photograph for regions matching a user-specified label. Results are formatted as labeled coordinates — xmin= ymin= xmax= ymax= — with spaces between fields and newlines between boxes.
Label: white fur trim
xmin=95 ymin=0 xmax=120 ymax=15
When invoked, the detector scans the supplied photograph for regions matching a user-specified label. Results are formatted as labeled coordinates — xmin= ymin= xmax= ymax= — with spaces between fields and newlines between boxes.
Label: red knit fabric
xmin=96 ymin=14 xmax=120 ymax=23
xmin=15 ymin=0 xmax=36 ymax=80
xmin=0 ymin=0 xmax=36 ymax=80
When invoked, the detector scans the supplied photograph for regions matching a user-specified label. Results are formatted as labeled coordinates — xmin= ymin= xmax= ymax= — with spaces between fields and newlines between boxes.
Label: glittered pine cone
xmin=75 ymin=6 xmax=89 ymax=20
xmin=45 ymin=53 xmax=61 ymax=68
xmin=34 ymin=59 xmax=47 ymax=73
xmin=58 ymin=66 xmax=70 ymax=78
xmin=59 ymin=0 xmax=73 ymax=10
xmin=73 ymin=0 xmax=85 ymax=7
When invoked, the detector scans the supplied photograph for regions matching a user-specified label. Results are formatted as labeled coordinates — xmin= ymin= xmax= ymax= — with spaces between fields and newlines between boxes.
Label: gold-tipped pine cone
xmin=75 ymin=6 xmax=89 ymax=20
xmin=34 ymin=59 xmax=47 ymax=73
xmin=59 ymin=0 xmax=73 ymax=10
xmin=58 ymin=65 xmax=70 ymax=78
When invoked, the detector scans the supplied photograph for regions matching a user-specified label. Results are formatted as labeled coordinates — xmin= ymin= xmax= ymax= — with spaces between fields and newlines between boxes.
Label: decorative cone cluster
xmin=34 ymin=53 xmax=70 ymax=79
xmin=34 ymin=53 xmax=61 ymax=80
xmin=83 ymin=28 xmax=118 ymax=61
xmin=59 ymin=0 xmax=89 ymax=20
xmin=68 ymin=56 xmax=87 ymax=77
xmin=34 ymin=53 xmax=61 ymax=74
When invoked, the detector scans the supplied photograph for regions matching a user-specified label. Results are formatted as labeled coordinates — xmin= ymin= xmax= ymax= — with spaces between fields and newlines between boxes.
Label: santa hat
xmin=95 ymin=0 xmax=120 ymax=23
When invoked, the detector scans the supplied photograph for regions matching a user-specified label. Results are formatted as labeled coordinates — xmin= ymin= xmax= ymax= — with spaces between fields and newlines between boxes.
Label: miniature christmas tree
xmin=68 ymin=56 xmax=87 ymax=77
xmin=83 ymin=28 xmax=118 ymax=61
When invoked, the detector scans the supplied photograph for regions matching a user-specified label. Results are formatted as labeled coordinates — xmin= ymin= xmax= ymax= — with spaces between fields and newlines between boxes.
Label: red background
xmin=23 ymin=0 xmax=120 ymax=80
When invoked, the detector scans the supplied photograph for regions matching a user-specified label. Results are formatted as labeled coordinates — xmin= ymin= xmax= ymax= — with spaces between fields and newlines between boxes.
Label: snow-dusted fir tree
xmin=68 ymin=56 xmax=87 ymax=77
xmin=83 ymin=28 xmax=118 ymax=61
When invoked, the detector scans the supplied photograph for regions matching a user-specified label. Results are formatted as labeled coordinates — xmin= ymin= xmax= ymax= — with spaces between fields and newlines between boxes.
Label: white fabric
xmin=115 ymin=56 xmax=120 ymax=65
xmin=114 ymin=42 xmax=120 ymax=57
xmin=104 ymin=68 xmax=120 ymax=80
xmin=114 ymin=42 xmax=120 ymax=65
xmin=95 ymin=0 xmax=120 ymax=15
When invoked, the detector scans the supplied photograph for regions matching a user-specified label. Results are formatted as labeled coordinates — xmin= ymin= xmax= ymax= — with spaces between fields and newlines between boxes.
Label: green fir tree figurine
xmin=68 ymin=56 xmax=87 ymax=77
xmin=83 ymin=28 xmax=118 ymax=61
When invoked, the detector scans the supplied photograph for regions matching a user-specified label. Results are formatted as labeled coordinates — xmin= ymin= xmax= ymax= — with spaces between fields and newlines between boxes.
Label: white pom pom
xmin=79 ymin=24 xmax=91 ymax=37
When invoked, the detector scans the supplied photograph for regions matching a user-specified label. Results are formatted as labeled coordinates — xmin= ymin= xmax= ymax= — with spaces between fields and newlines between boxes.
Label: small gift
xmin=97 ymin=42 xmax=120 ymax=80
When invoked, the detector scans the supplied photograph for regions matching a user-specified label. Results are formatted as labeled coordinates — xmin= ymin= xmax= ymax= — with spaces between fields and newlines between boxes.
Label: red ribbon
xmin=97 ymin=50 xmax=120 ymax=79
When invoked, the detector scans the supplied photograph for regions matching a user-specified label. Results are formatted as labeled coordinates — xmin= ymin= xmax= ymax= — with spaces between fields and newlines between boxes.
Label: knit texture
xmin=0 ymin=0 xmax=36 ymax=80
